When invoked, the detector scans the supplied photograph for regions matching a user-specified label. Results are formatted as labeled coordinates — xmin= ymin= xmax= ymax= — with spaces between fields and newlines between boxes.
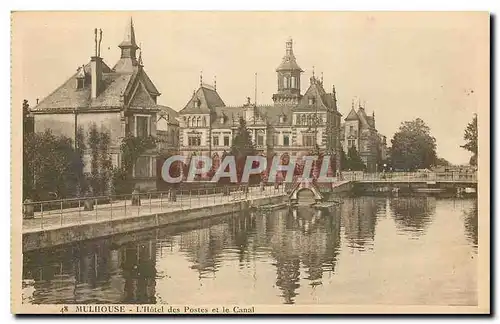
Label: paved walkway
xmin=23 ymin=186 xmax=286 ymax=234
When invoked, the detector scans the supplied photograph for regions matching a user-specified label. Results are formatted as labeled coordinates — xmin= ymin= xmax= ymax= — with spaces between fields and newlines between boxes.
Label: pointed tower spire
xmin=214 ymin=75 xmax=217 ymax=91
xmin=273 ymin=37 xmax=303 ymax=105
xmin=332 ymin=85 xmax=337 ymax=101
xmin=118 ymin=17 xmax=138 ymax=59
xmin=199 ymin=71 xmax=203 ymax=87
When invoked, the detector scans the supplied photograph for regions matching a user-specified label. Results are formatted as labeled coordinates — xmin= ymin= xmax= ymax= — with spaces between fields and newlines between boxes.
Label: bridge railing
xmin=22 ymin=184 xmax=287 ymax=231
xmin=343 ymin=171 xmax=477 ymax=182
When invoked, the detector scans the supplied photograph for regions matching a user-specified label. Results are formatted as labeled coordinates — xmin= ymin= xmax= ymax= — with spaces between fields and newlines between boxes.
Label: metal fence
xmin=343 ymin=171 xmax=478 ymax=182
xmin=22 ymin=184 xmax=287 ymax=231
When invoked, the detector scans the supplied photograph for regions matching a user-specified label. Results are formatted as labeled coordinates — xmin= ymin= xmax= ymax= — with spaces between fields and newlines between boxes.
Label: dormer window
xmin=195 ymin=99 xmax=201 ymax=108
xmin=76 ymin=78 xmax=84 ymax=89
xmin=220 ymin=115 xmax=225 ymax=124
xmin=279 ymin=114 xmax=286 ymax=123
xmin=76 ymin=65 xmax=85 ymax=90
xmin=308 ymin=97 xmax=315 ymax=105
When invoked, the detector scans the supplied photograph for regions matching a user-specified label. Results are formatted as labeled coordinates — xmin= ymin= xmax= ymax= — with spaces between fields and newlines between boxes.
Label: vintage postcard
xmin=11 ymin=11 xmax=490 ymax=314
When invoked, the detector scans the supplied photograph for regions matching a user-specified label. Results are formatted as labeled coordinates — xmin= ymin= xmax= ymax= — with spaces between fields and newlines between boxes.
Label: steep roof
xmin=294 ymin=77 xmax=334 ymax=112
xmin=32 ymin=19 xmax=161 ymax=113
xmin=258 ymin=105 xmax=293 ymax=126
xmin=276 ymin=38 xmax=303 ymax=72
xmin=356 ymin=107 xmax=370 ymax=128
xmin=345 ymin=108 xmax=359 ymax=121
xmin=157 ymin=105 xmax=179 ymax=125
xmin=179 ymin=84 xmax=226 ymax=114
xmin=31 ymin=61 xmax=159 ymax=112
xmin=366 ymin=115 xmax=375 ymax=128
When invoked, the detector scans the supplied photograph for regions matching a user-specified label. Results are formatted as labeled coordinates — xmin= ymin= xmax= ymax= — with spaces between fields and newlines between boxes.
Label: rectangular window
xmin=303 ymin=134 xmax=315 ymax=147
xmin=213 ymin=136 xmax=219 ymax=146
xmin=348 ymin=139 xmax=355 ymax=148
xmin=223 ymin=136 xmax=230 ymax=146
xmin=136 ymin=116 xmax=150 ymax=138
xmin=257 ymin=134 xmax=264 ymax=146
xmin=349 ymin=125 xmax=354 ymax=134
xmin=134 ymin=156 xmax=151 ymax=178
xmin=188 ymin=136 xmax=201 ymax=146
xmin=273 ymin=134 xmax=279 ymax=146
xmin=283 ymin=135 xmax=290 ymax=146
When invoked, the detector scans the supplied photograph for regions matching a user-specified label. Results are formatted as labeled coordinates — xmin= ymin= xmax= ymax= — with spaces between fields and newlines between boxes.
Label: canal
xmin=22 ymin=195 xmax=478 ymax=306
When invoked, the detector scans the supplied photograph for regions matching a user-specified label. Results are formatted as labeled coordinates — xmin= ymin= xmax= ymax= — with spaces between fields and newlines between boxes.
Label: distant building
xmin=156 ymin=105 xmax=180 ymax=153
xmin=30 ymin=18 xmax=164 ymax=190
xmin=341 ymin=102 xmax=387 ymax=172
xmin=178 ymin=38 xmax=343 ymax=173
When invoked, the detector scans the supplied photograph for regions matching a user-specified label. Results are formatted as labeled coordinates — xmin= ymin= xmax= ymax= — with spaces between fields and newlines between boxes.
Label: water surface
xmin=22 ymin=196 xmax=478 ymax=305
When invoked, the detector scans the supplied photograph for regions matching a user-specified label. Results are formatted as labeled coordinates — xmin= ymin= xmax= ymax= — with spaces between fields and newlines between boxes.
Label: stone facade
xmin=30 ymin=18 xmax=163 ymax=190
xmin=341 ymin=102 xmax=387 ymax=172
xmin=178 ymin=38 xmax=343 ymax=173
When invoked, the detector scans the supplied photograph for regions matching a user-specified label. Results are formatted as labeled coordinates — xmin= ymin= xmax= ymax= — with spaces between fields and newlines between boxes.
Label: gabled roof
xmin=345 ymin=108 xmax=359 ymax=121
xmin=179 ymin=84 xmax=226 ymax=114
xmin=157 ymin=105 xmax=179 ymax=125
xmin=32 ymin=18 xmax=161 ymax=113
xmin=32 ymin=60 xmax=159 ymax=112
xmin=294 ymin=77 xmax=334 ymax=112
xmin=366 ymin=115 xmax=375 ymax=128
xmin=356 ymin=107 xmax=370 ymax=128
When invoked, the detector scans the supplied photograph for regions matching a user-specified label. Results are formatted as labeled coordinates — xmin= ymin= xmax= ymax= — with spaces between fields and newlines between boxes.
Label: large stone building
xmin=30 ymin=18 xmax=167 ymax=189
xmin=178 ymin=38 xmax=343 ymax=173
xmin=340 ymin=101 xmax=387 ymax=172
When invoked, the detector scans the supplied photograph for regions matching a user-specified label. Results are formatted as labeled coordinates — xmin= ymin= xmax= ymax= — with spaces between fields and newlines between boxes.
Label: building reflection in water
xmin=23 ymin=237 xmax=159 ymax=304
xmin=390 ymin=196 xmax=437 ymax=236
xmin=340 ymin=197 xmax=381 ymax=250
xmin=267 ymin=207 xmax=342 ymax=304
xmin=178 ymin=220 xmax=231 ymax=279
xmin=22 ymin=195 xmax=476 ymax=305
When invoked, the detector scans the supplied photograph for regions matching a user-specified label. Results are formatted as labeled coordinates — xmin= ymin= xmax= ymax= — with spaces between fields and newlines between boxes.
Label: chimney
xmin=91 ymin=56 xmax=102 ymax=99
xmin=91 ymin=28 xmax=103 ymax=99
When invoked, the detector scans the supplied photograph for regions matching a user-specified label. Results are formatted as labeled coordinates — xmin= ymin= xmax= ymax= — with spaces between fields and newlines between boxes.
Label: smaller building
xmin=341 ymin=101 xmax=387 ymax=172
xmin=156 ymin=105 xmax=180 ymax=154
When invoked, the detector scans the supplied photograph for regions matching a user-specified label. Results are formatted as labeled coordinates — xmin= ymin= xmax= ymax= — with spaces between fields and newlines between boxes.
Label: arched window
xmin=191 ymin=117 xmax=196 ymax=127
xmin=196 ymin=116 xmax=201 ymax=127
xmin=202 ymin=116 xmax=207 ymax=127
xmin=291 ymin=76 xmax=296 ymax=89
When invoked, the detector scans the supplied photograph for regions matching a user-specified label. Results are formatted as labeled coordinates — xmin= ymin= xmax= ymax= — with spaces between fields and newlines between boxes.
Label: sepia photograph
xmin=10 ymin=11 xmax=490 ymax=314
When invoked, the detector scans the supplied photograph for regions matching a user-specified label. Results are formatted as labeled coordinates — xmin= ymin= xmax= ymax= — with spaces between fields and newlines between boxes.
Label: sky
xmin=13 ymin=11 xmax=488 ymax=165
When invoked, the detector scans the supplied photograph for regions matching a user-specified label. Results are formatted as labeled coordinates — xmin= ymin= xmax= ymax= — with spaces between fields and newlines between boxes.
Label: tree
xmin=390 ymin=118 xmax=437 ymax=171
xmin=230 ymin=117 xmax=257 ymax=182
xmin=23 ymin=130 xmax=83 ymax=200
xmin=87 ymin=123 xmax=112 ymax=196
xmin=346 ymin=146 xmax=366 ymax=171
xmin=230 ymin=117 xmax=256 ymax=159
xmin=461 ymin=114 xmax=478 ymax=166
xmin=435 ymin=157 xmax=451 ymax=167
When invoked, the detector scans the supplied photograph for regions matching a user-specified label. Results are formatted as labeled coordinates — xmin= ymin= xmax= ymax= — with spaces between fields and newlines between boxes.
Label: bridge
xmin=288 ymin=171 xmax=477 ymax=204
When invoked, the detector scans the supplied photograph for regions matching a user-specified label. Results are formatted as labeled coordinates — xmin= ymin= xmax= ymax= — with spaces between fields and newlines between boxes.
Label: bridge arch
xmin=289 ymin=179 xmax=324 ymax=205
